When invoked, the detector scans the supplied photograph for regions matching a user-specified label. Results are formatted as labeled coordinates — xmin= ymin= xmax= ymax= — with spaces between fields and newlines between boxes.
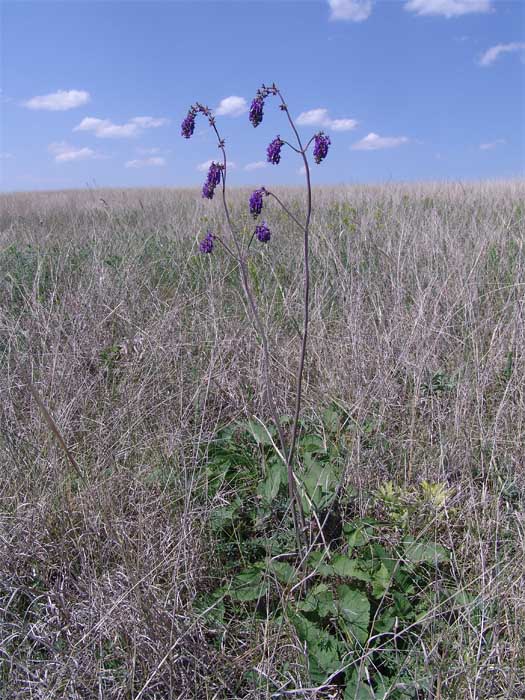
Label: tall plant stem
xmin=275 ymin=89 xmax=312 ymax=498
xmin=210 ymin=122 xmax=306 ymax=553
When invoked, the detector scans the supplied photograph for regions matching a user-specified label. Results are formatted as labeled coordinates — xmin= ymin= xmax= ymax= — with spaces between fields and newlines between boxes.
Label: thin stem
xmin=276 ymin=89 xmax=313 ymax=482
xmin=214 ymin=235 xmax=237 ymax=260
xmin=265 ymin=190 xmax=306 ymax=232
xmin=281 ymin=139 xmax=302 ymax=155
xmin=209 ymin=117 xmax=306 ymax=552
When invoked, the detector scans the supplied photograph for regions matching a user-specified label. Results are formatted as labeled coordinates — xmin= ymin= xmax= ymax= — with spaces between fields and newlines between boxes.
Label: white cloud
xmin=125 ymin=157 xmax=166 ymax=168
xmin=298 ymin=165 xmax=307 ymax=175
xmin=137 ymin=147 xmax=162 ymax=155
xmin=74 ymin=116 xmax=169 ymax=138
xmin=197 ymin=159 xmax=235 ymax=171
xmin=480 ymin=139 xmax=506 ymax=150
xmin=479 ymin=42 xmax=525 ymax=66
xmin=244 ymin=161 xmax=268 ymax=171
xmin=0 ymin=152 xmax=13 ymax=160
xmin=130 ymin=116 xmax=169 ymax=128
xmin=48 ymin=141 xmax=104 ymax=162
xmin=215 ymin=96 xmax=248 ymax=117
xmin=352 ymin=132 xmax=410 ymax=150
xmin=404 ymin=0 xmax=492 ymax=18
xmin=297 ymin=108 xmax=331 ymax=127
xmin=330 ymin=118 xmax=359 ymax=131
xmin=24 ymin=89 xmax=90 ymax=111
xmin=296 ymin=108 xmax=358 ymax=131
xmin=328 ymin=0 xmax=373 ymax=21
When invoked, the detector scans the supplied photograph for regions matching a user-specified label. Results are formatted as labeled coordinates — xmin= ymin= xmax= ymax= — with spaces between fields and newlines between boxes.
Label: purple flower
xmin=313 ymin=132 xmax=331 ymax=164
xmin=181 ymin=108 xmax=196 ymax=139
xmin=202 ymin=161 xmax=223 ymax=200
xmin=249 ymin=188 xmax=266 ymax=218
xmin=199 ymin=231 xmax=215 ymax=254
xmin=255 ymin=222 xmax=271 ymax=243
xmin=249 ymin=96 xmax=264 ymax=128
xmin=267 ymin=136 xmax=284 ymax=165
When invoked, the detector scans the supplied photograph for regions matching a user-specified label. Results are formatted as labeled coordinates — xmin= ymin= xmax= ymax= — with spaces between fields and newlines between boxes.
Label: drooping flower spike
xmin=249 ymin=84 xmax=279 ymax=128
xmin=199 ymin=231 xmax=215 ymax=254
xmin=313 ymin=132 xmax=331 ymax=164
xmin=249 ymin=96 xmax=265 ymax=128
xmin=249 ymin=188 xmax=267 ymax=218
xmin=181 ymin=103 xmax=217 ymax=139
xmin=202 ymin=161 xmax=223 ymax=200
xmin=181 ymin=108 xmax=197 ymax=139
xmin=267 ymin=136 xmax=284 ymax=165
xmin=255 ymin=221 xmax=271 ymax=243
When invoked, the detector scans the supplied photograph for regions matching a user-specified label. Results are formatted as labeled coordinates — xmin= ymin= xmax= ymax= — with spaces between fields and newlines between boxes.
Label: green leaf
xmin=403 ymin=538 xmax=449 ymax=565
xmin=257 ymin=461 xmax=284 ymax=502
xmin=337 ymin=585 xmax=370 ymax=645
xmin=245 ymin=419 xmax=273 ymax=446
xmin=373 ymin=607 xmax=396 ymax=635
xmin=343 ymin=521 xmax=375 ymax=551
xmin=309 ymin=633 xmax=341 ymax=675
xmin=297 ymin=584 xmax=335 ymax=615
xmin=315 ymin=588 xmax=338 ymax=619
xmin=210 ymin=502 xmax=240 ymax=530
xmin=268 ymin=559 xmax=297 ymax=585
xmin=393 ymin=591 xmax=413 ymax=619
xmin=344 ymin=672 xmax=375 ymax=700
xmin=306 ymin=550 xmax=334 ymax=576
xmin=229 ymin=567 xmax=268 ymax=602
xmin=301 ymin=461 xmax=338 ymax=510
xmin=300 ymin=434 xmax=325 ymax=453
xmin=288 ymin=609 xmax=342 ymax=681
xmin=323 ymin=407 xmax=342 ymax=433
xmin=371 ymin=563 xmax=392 ymax=598
xmin=332 ymin=555 xmax=372 ymax=582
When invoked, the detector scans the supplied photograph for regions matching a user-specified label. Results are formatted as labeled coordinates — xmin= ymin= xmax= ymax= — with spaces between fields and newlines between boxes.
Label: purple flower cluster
xmin=181 ymin=103 xmax=216 ymax=139
xmin=199 ymin=231 xmax=215 ymax=254
xmin=202 ymin=161 xmax=223 ymax=200
xmin=249 ymin=84 xmax=278 ymax=128
xmin=249 ymin=188 xmax=266 ymax=218
xmin=249 ymin=96 xmax=264 ymax=128
xmin=313 ymin=132 xmax=331 ymax=164
xmin=255 ymin=222 xmax=271 ymax=243
xmin=181 ymin=108 xmax=197 ymax=139
xmin=267 ymin=136 xmax=284 ymax=165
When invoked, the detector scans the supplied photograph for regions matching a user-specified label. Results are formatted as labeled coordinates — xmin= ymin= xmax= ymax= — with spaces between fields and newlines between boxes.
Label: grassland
xmin=1 ymin=181 xmax=524 ymax=699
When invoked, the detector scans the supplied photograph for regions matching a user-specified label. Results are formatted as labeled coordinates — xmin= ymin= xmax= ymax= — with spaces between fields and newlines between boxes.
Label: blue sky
xmin=1 ymin=0 xmax=524 ymax=191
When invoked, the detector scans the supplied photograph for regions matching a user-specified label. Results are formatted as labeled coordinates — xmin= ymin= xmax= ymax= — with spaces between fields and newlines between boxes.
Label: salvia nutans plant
xmin=182 ymin=84 xmax=331 ymax=556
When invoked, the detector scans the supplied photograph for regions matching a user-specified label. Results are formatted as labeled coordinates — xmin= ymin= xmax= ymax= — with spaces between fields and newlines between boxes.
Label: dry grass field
xmin=1 ymin=181 xmax=524 ymax=699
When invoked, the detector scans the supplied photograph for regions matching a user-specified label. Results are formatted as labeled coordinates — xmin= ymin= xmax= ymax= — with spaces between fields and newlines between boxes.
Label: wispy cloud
xmin=352 ymin=132 xmax=410 ymax=150
xmin=48 ymin=141 xmax=105 ymax=162
xmin=125 ymin=157 xmax=166 ymax=168
xmin=74 ymin=116 xmax=169 ymax=138
xmin=328 ymin=0 xmax=373 ymax=22
xmin=479 ymin=42 xmax=525 ymax=66
xmin=296 ymin=108 xmax=358 ymax=131
xmin=24 ymin=89 xmax=90 ymax=111
xmin=215 ymin=96 xmax=248 ymax=117
xmin=244 ymin=161 xmax=268 ymax=171
xmin=0 ymin=152 xmax=13 ymax=160
xmin=480 ymin=139 xmax=506 ymax=150
xmin=404 ymin=0 xmax=492 ymax=18
xmin=136 ymin=147 xmax=162 ymax=155
xmin=331 ymin=118 xmax=360 ymax=132
xmin=0 ymin=89 xmax=13 ymax=104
